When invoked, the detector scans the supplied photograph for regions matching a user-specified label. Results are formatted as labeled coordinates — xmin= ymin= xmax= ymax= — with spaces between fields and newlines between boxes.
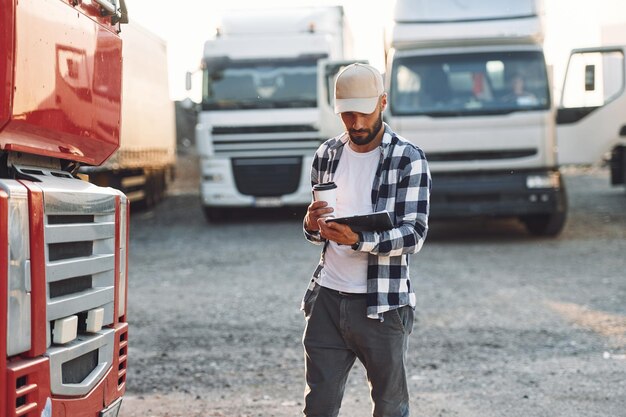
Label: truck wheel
xmin=520 ymin=211 xmax=567 ymax=237
xmin=156 ymin=171 xmax=166 ymax=202
xmin=144 ymin=174 xmax=156 ymax=209
xmin=203 ymin=207 xmax=227 ymax=223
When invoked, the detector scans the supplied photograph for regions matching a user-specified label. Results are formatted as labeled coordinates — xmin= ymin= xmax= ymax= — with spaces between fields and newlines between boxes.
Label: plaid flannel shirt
xmin=303 ymin=123 xmax=431 ymax=319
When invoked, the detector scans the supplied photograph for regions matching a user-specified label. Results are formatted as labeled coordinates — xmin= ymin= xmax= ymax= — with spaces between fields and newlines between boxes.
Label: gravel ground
xmin=118 ymin=159 xmax=626 ymax=417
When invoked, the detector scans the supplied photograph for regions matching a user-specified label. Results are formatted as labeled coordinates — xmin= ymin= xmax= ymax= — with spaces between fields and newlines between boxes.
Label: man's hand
xmin=318 ymin=218 xmax=359 ymax=246
xmin=304 ymin=200 xmax=333 ymax=232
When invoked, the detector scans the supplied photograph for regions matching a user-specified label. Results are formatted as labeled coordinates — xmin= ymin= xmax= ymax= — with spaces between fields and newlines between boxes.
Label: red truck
xmin=1 ymin=0 xmax=129 ymax=416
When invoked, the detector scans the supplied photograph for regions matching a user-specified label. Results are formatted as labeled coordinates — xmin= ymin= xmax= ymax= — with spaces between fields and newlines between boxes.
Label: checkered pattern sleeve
xmin=355 ymin=142 xmax=431 ymax=257
xmin=303 ymin=144 xmax=328 ymax=245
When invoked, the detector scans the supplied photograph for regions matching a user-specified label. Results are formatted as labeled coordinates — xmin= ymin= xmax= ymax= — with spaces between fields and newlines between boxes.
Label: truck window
xmin=202 ymin=57 xmax=319 ymax=110
xmin=561 ymin=50 xmax=624 ymax=108
xmin=390 ymin=51 xmax=550 ymax=116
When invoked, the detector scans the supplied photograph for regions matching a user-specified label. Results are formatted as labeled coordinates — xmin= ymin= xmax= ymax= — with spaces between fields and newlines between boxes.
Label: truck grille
xmin=211 ymin=124 xmax=322 ymax=155
xmin=31 ymin=172 xmax=121 ymax=397
xmin=61 ymin=350 xmax=99 ymax=384
xmin=6 ymin=357 xmax=48 ymax=417
xmin=213 ymin=124 xmax=317 ymax=134
xmin=45 ymin=199 xmax=116 ymax=331
xmin=49 ymin=276 xmax=93 ymax=298
xmin=232 ymin=157 xmax=302 ymax=196
xmin=427 ymin=148 xmax=537 ymax=162
xmin=116 ymin=327 xmax=128 ymax=388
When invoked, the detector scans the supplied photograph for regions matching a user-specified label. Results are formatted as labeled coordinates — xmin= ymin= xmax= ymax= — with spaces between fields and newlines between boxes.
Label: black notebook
xmin=326 ymin=211 xmax=393 ymax=232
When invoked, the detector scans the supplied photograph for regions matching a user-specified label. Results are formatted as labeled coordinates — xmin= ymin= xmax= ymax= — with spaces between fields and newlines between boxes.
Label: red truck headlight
xmin=117 ymin=196 xmax=129 ymax=319
xmin=2 ymin=181 xmax=32 ymax=356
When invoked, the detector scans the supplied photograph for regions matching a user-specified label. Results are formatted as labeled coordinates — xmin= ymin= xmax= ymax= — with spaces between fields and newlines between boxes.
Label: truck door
xmin=317 ymin=60 xmax=368 ymax=139
xmin=556 ymin=46 xmax=626 ymax=166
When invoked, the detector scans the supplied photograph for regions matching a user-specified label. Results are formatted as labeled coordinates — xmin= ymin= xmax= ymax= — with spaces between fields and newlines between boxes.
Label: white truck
xmin=82 ymin=21 xmax=177 ymax=208
xmin=556 ymin=45 xmax=626 ymax=192
xmin=374 ymin=0 xmax=569 ymax=236
xmin=190 ymin=6 xmax=352 ymax=221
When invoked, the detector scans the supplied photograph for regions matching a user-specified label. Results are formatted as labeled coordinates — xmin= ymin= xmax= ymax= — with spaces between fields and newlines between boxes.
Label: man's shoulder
xmin=387 ymin=130 xmax=427 ymax=162
xmin=317 ymin=132 xmax=348 ymax=154
xmin=327 ymin=131 xmax=348 ymax=147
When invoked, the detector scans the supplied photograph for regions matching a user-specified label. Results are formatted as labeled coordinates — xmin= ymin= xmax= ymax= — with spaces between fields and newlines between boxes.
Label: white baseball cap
xmin=334 ymin=63 xmax=384 ymax=115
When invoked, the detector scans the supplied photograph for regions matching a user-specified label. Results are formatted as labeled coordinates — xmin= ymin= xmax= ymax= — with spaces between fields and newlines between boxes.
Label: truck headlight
xmin=117 ymin=196 xmax=129 ymax=319
xmin=526 ymin=173 xmax=561 ymax=189
xmin=3 ymin=184 xmax=32 ymax=356
xmin=196 ymin=123 xmax=215 ymax=157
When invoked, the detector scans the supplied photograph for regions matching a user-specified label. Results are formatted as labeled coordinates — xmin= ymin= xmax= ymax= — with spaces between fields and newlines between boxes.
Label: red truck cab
xmin=1 ymin=1 xmax=129 ymax=416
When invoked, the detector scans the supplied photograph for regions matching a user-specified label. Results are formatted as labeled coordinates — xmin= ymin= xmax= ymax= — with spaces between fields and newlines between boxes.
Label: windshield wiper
xmin=273 ymin=99 xmax=316 ymax=108
xmin=398 ymin=109 xmax=523 ymax=118
xmin=204 ymin=98 xmax=316 ymax=110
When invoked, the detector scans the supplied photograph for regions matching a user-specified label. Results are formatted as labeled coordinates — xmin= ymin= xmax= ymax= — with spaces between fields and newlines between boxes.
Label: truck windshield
xmin=390 ymin=51 xmax=550 ymax=116
xmin=202 ymin=57 xmax=319 ymax=110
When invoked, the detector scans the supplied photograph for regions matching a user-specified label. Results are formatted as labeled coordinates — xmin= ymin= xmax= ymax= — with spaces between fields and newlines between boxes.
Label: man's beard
xmin=348 ymin=112 xmax=383 ymax=146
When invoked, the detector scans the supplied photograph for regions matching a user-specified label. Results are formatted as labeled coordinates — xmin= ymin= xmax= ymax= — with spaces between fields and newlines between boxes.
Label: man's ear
xmin=380 ymin=93 xmax=388 ymax=112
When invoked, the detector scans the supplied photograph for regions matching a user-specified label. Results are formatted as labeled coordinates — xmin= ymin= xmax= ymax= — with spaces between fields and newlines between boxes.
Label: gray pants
xmin=302 ymin=285 xmax=414 ymax=417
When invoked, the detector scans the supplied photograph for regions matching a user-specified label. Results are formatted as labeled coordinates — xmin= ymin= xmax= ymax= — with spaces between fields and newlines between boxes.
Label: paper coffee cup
xmin=312 ymin=182 xmax=337 ymax=217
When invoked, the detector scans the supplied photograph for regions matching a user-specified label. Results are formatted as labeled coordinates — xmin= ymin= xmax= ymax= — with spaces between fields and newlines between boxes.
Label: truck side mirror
xmin=185 ymin=72 xmax=192 ymax=91
xmin=95 ymin=0 xmax=128 ymax=25
xmin=118 ymin=0 xmax=129 ymax=24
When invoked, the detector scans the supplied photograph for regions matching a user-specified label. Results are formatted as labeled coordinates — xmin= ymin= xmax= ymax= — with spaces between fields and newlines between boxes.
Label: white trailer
xmin=190 ymin=6 xmax=352 ymax=221
xmin=379 ymin=0 xmax=569 ymax=236
xmin=83 ymin=20 xmax=177 ymax=208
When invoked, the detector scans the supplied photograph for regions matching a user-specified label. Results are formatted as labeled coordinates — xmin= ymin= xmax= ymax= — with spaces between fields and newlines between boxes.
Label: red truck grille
xmin=14 ymin=377 xmax=38 ymax=417
xmin=117 ymin=327 xmax=128 ymax=389
xmin=18 ymin=170 xmax=123 ymax=397
xmin=6 ymin=358 xmax=50 ymax=417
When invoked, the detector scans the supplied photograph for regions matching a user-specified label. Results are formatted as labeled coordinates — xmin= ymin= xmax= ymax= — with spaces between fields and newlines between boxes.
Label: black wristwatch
xmin=351 ymin=232 xmax=361 ymax=250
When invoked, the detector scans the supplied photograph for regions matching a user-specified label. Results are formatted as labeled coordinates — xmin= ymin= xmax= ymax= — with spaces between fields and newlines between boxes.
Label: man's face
xmin=340 ymin=96 xmax=386 ymax=147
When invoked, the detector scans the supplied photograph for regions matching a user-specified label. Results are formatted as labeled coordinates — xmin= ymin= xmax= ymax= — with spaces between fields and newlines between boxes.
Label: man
xmin=301 ymin=63 xmax=431 ymax=417
xmin=502 ymin=73 xmax=537 ymax=105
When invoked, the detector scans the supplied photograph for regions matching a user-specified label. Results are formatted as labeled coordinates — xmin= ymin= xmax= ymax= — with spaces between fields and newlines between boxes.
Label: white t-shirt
xmin=319 ymin=143 xmax=380 ymax=293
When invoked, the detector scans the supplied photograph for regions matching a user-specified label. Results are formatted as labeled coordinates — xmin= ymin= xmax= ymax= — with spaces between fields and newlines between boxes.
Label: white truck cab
xmin=378 ymin=0 xmax=567 ymax=236
xmin=556 ymin=46 xmax=626 ymax=190
xmin=190 ymin=7 xmax=352 ymax=221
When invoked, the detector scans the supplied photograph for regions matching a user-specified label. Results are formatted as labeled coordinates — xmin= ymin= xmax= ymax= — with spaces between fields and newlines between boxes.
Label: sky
xmin=122 ymin=0 xmax=626 ymax=102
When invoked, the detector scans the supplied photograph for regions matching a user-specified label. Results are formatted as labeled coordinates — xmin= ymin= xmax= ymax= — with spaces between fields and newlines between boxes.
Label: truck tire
xmin=520 ymin=211 xmax=567 ymax=236
xmin=203 ymin=207 xmax=227 ymax=223
xmin=143 ymin=172 xmax=156 ymax=209
xmin=156 ymin=170 xmax=166 ymax=202
xmin=520 ymin=183 xmax=568 ymax=237
xmin=139 ymin=169 xmax=168 ymax=209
